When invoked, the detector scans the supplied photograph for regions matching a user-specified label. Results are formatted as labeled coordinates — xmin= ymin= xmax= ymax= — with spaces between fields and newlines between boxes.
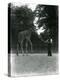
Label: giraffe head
xmin=36 ymin=24 xmax=46 ymax=35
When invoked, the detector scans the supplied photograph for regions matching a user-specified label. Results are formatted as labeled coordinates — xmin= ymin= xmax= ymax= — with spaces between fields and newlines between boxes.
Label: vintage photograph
xmin=8 ymin=2 xmax=58 ymax=77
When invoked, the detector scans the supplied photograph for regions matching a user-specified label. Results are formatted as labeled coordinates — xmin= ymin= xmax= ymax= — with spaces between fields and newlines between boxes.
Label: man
xmin=46 ymin=29 xmax=53 ymax=56
xmin=40 ymin=28 xmax=53 ymax=56
xmin=47 ymin=37 xmax=52 ymax=56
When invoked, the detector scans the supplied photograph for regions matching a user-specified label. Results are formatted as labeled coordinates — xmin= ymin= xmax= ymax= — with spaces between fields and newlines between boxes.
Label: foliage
xmin=14 ymin=5 xmax=34 ymax=31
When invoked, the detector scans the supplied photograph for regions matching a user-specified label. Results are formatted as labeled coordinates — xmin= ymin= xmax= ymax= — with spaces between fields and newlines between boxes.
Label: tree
xmin=45 ymin=5 xmax=58 ymax=53
xmin=9 ymin=4 xmax=34 ymax=50
xmin=14 ymin=5 xmax=34 ymax=31
xmin=35 ymin=4 xmax=58 ymax=55
xmin=34 ymin=5 xmax=48 ymax=27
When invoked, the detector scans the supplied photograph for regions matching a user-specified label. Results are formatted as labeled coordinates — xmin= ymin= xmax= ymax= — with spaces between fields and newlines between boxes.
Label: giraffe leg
xmin=30 ymin=41 xmax=33 ymax=53
xmin=28 ymin=39 xmax=33 ymax=53
xmin=21 ymin=40 xmax=24 ymax=56
xmin=26 ymin=40 xmax=28 ymax=56
xmin=17 ymin=42 xmax=19 ymax=56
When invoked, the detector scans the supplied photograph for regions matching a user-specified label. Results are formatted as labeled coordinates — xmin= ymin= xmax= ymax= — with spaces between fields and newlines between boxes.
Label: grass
xmin=10 ymin=53 xmax=58 ymax=77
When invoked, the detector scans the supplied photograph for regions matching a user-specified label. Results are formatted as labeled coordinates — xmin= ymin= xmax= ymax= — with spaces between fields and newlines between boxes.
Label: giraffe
xmin=16 ymin=24 xmax=46 ymax=56
xmin=16 ymin=14 xmax=47 ymax=56
xmin=17 ymin=28 xmax=33 ymax=56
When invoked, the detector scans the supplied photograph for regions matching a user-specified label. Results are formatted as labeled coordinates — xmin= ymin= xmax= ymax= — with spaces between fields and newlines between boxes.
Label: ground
xmin=9 ymin=53 xmax=58 ymax=77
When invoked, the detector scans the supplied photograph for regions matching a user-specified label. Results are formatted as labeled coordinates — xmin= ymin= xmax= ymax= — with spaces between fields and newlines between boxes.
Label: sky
xmin=12 ymin=2 xmax=38 ymax=11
